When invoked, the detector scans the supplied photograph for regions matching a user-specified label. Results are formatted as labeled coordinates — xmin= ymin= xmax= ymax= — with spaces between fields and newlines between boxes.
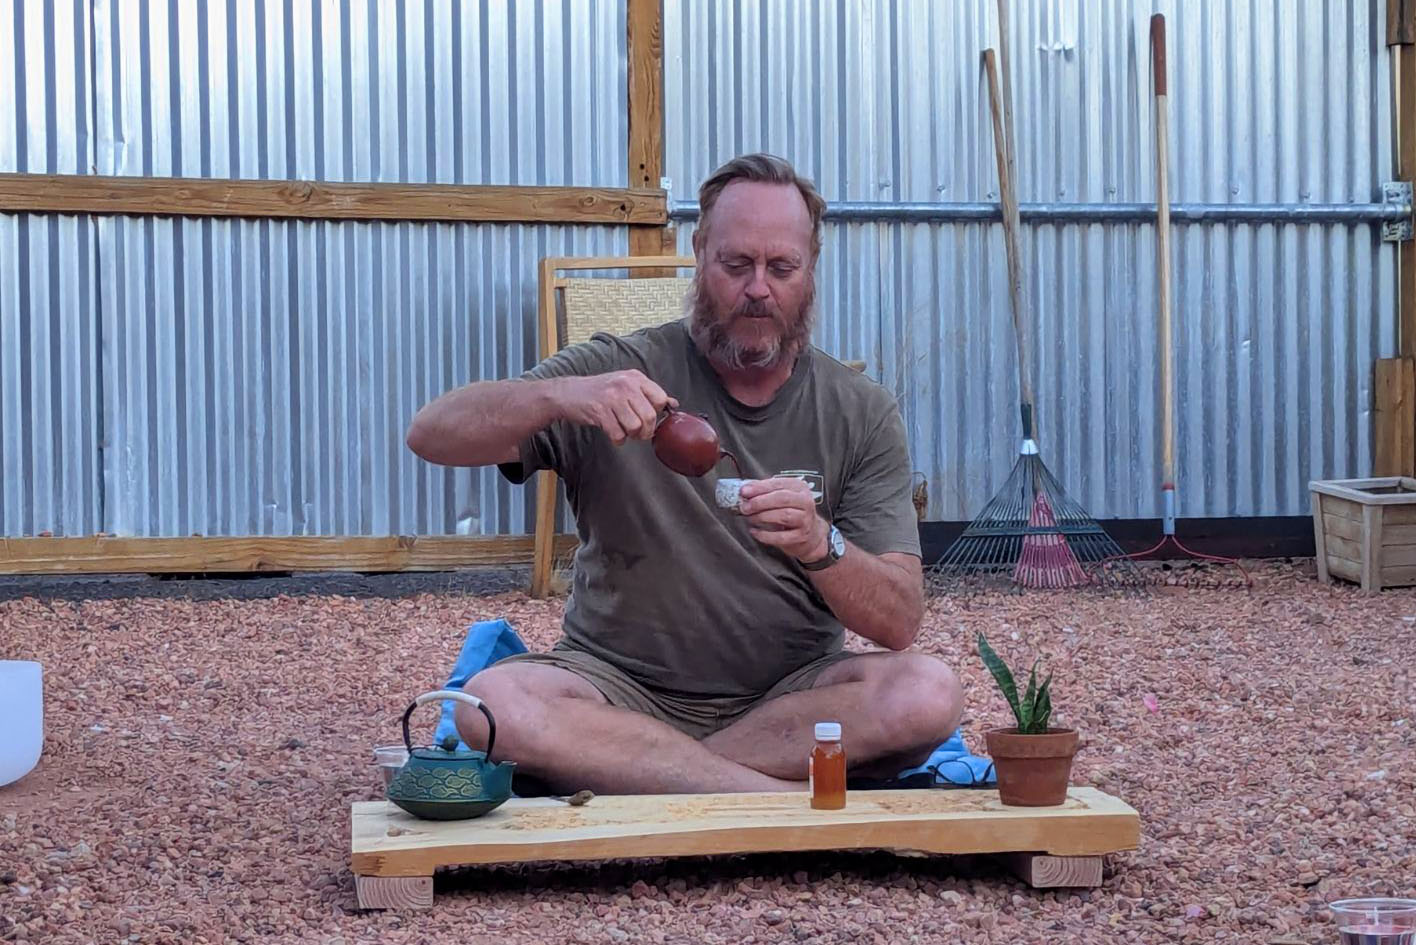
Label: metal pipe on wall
xmin=670 ymin=200 xmax=1410 ymax=226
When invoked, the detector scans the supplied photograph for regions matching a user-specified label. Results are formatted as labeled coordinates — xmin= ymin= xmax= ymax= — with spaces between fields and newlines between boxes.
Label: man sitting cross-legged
xmin=406 ymin=153 xmax=964 ymax=794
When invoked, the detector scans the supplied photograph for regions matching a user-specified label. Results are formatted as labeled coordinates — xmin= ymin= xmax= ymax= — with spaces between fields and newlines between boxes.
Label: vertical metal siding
xmin=85 ymin=0 xmax=628 ymax=536
xmin=1 ymin=0 xmax=1401 ymax=539
xmin=665 ymin=0 xmax=1396 ymax=520
xmin=0 ymin=0 xmax=102 ymax=537
xmin=0 ymin=0 xmax=629 ymax=538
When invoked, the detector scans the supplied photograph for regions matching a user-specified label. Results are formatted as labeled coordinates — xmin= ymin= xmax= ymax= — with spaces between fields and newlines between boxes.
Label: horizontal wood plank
xmin=1383 ymin=525 xmax=1416 ymax=545
xmin=1382 ymin=505 xmax=1416 ymax=525
xmin=1328 ymin=557 xmax=1362 ymax=582
xmin=352 ymin=788 xmax=1140 ymax=877
xmin=0 ymin=173 xmax=667 ymax=225
xmin=0 ymin=535 xmax=577 ymax=575
xmin=1322 ymin=514 xmax=1365 ymax=542
xmin=1324 ymin=534 xmax=1366 ymax=562
xmin=1381 ymin=564 xmax=1416 ymax=585
xmin=1319 ymin=496 xmax=1363 ymax=523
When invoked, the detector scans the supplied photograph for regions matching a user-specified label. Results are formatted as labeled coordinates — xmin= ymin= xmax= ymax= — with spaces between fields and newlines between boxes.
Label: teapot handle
xmin=400 ymin=689 xmax=498 ymax=758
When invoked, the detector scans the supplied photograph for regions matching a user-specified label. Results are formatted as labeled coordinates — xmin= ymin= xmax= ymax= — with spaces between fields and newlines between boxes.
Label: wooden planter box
xmin=1310 ymin=477 xmax=1416 ymax=593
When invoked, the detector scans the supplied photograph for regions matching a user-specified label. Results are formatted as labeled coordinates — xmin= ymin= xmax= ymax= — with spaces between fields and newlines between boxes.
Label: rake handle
xmin=984 ymin=46 xmax=1035 ymax=436
xmin=1152 ymin=13 xmax=1175 ymax=492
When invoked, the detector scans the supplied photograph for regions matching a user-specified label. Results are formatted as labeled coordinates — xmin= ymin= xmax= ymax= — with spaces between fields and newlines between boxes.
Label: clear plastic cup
xmin=1330 ymin=899 xmax=1416 ymax=945
xmin=373 ymin=745 xmax=409 ymax=788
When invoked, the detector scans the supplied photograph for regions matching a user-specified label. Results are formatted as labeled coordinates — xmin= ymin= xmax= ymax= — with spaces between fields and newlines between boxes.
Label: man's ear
xmin=691 ymin=225 xmax=705 ymax=259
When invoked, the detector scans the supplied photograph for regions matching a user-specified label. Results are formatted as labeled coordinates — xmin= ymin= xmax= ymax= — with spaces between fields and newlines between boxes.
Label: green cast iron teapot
xmin=385 ymin=689 xmax=516 ymax=820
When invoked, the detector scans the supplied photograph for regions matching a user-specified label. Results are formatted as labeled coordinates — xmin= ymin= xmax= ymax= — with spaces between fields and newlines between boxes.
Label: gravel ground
xmin=1 ymin=560 xmax=1412 ymax=944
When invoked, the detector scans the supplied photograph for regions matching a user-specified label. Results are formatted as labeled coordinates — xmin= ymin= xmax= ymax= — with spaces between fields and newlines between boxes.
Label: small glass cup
xmin=1329 ymin=899 xmax=1416 ymax=945
xmin=373 ymin=745 xmax=409 ymax=788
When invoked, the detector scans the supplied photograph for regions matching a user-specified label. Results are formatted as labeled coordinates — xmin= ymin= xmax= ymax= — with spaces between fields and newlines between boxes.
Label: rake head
xmin=1103 ymin=532 xmax=1254 ymax=591
xmin=927 ymin=448 xmax=1148 ymax=594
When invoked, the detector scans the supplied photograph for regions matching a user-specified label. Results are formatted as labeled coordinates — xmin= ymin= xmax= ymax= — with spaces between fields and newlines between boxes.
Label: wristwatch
xmin=801 ymin=524 xmax=845 ymax=571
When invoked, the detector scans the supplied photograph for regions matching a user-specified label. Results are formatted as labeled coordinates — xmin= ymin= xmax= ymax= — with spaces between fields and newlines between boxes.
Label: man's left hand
xmin=738 ymin=477 xmax=829 ymax=562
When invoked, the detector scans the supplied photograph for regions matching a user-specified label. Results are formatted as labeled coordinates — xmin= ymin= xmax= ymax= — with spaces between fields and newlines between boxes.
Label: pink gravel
xmin=1 ymin=560 xmax=1412 ymax=944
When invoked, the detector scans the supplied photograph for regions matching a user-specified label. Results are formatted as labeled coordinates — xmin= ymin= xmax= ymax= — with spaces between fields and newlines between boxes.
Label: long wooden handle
xmin=1151 ymin=13 xmax=1174 ymax=487
xmin=984 ymin=49 xmax=1035 ymax=432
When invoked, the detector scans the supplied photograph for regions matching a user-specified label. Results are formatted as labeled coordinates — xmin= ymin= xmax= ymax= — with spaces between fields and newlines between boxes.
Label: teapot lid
xmin=407 ymin=734 xmax=489 ymax=763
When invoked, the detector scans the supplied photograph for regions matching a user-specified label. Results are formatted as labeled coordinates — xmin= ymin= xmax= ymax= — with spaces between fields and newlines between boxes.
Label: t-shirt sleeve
xmin=496 ymin=333 xmax=636 ymax=485
xmin=832 ymin=396 xmax=922 ymax=558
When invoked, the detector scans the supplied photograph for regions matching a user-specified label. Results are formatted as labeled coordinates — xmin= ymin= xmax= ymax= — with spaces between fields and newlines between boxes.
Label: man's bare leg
xmin=701 ymin=652 xmax=964 ymax=780
xmin=454 ymin=662 xmax=801 ymax=795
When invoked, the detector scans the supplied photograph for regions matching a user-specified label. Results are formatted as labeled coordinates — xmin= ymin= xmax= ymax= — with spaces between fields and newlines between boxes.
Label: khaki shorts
xmin=496 ymin=648 xmax=858 ymax=741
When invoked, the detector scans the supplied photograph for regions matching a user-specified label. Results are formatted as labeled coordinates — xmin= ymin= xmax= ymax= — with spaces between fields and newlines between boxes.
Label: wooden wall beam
xmin=627 ymin=0 xmax=675 ymax=275
xmin=0 ymin=535 xmax=578 ymax=575
xmin=1375 ymin=356 xmax=1416 ymax=477
xmin=0 ymin=174 xmax=667 ymax=225
xmin=1390 ymin=0 xmax=1416 ymax=46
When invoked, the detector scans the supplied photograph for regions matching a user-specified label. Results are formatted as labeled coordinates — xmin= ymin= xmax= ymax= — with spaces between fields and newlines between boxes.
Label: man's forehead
xmin=706 ymin=181 xmax=813 ymax=248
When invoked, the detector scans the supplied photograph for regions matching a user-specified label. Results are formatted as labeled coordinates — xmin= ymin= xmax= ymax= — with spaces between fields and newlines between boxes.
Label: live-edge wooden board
xmin=351 ymin=787 xmax=1139 ymax=879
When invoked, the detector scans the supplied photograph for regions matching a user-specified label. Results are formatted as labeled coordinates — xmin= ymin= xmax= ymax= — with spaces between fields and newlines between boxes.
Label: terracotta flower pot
xmin=984 ymin=727 xmax=1079 ymax=807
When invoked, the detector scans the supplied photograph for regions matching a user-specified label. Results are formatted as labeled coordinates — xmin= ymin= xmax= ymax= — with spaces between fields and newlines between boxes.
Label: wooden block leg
xmin=356 ymin=875 xmax=434 ymax=911
xmin=530 ymin=470 xmax=558 ymax=599
xmin=1311 ymin=492 xmax=1330 ymax=585
xmin=1006 ymin=853 xmax=1103 ymax=889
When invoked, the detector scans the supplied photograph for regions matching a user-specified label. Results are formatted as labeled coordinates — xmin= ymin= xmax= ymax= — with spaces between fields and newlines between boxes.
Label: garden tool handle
xmin=1151 ymin=13 xmax=1175 ymax=491
xmin=401 ymin=689 xmax=497 ymax=758
xmin=984 ymin=47 xmax=1035 ymax=436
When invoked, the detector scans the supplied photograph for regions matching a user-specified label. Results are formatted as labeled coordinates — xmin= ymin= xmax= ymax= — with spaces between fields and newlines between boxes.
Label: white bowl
xmin=0 ymin=661 xmax=43 ymax=787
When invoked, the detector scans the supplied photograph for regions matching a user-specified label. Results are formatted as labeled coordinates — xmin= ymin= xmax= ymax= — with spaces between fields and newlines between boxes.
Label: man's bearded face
xmin=688 ymin=181 xmax=817 ymax=372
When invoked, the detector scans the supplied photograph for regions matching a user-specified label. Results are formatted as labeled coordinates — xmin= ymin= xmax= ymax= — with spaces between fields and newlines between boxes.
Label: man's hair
xmin=696 ymin=153 xmax=827 ymax=261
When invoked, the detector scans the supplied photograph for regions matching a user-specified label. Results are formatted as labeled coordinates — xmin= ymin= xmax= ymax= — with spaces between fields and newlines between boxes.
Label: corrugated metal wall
xmin=0 ymin=0 xmax=102 ymax=537
xmin=1 ymin=0 xmax=628 ymax=537
xmin=665 ymin=0 xmax=1398 ymax=520
xmin=0 ymin=0 xmax=1401 ymax=538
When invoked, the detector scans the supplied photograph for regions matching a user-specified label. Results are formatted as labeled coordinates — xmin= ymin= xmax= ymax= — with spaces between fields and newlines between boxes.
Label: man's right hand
xmin=552 ymin=370 xmax=677 ymax=445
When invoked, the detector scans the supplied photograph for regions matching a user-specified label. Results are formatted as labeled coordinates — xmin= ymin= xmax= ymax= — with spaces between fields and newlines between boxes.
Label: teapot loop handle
xmin=400 ymin=689 xmax=497 ymax=758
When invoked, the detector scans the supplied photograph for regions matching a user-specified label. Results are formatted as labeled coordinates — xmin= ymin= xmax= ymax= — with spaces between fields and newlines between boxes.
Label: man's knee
xmin=453 ymin=668 xmax=523 ymax=757
xmin=875 ymin=654 xmax=964 ymax=746
xmin=453 ymin=662 xmax=602 ymax=762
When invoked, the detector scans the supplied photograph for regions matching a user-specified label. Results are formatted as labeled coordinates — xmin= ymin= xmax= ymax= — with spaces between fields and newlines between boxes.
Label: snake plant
xmin=977 ymin=631 xmax=1053 ymax=734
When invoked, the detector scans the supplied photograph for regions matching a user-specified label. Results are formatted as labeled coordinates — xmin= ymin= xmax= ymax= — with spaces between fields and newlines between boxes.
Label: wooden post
xmin=1375 ymin=356 xmax=1416 ymax=476
xmin=627 ymin=0 xmax=674 ymax=276
xmin=1386 ymin=8 xmax=1416 ymax=476
xmin=1311 ymin=491 xmax=1331 ymax=584
xmin=1361 ymin=504 xmax=1384 ymax=594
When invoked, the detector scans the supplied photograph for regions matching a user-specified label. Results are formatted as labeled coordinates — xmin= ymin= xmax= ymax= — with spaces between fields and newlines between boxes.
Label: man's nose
xmin=745 ymin=264 xmax=771 ymax=300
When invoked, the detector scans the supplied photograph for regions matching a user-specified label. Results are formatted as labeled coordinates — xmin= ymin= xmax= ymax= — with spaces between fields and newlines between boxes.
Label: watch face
xmin=829 ymin=526 xmax=845 ymax=556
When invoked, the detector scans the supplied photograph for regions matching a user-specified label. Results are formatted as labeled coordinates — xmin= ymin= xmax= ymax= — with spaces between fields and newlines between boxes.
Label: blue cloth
xmin=433 ymin=618 xmax=995 ymax=786
xmin=432 ymin=619 xmax=528 ymax=748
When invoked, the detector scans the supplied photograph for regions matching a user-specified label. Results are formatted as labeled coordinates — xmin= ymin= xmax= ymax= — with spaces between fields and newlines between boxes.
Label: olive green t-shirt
xmin=499 ymin=319 xmax=920 ymax=699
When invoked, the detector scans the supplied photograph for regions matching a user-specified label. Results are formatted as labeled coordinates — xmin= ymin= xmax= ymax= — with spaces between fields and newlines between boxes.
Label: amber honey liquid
xmin=809 ymin=740 xmax=846 ymax=809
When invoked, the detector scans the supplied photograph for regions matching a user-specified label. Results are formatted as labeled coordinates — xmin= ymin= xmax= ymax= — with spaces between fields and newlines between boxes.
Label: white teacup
xmin=715 ymin=477 xmax=749 ymax=513
xmin=0 ymin=661 xmax=43 ymax=787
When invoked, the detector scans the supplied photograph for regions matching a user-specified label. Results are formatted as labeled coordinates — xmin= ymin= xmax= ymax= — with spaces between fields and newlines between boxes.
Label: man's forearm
xmin=807 ymin=544 xmax=923 ymax=651
xmin=406 ymin=379 xmax=560 ymax=467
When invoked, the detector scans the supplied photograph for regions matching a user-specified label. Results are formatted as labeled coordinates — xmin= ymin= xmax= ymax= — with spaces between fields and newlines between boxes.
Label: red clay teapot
xmin=652 ymin=406 xmax=741 ymax=478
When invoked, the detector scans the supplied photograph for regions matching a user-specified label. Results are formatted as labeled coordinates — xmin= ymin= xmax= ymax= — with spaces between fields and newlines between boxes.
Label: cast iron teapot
xmin=385 ymin=689 xmax=515 ymax=820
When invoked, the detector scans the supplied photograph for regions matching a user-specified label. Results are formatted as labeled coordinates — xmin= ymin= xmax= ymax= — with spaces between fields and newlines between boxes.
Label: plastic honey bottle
xmin=809 ymin=722 xmax=846 ymax=809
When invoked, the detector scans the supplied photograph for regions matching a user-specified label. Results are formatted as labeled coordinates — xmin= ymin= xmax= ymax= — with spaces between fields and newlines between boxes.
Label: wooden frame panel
xmin=0 ymin=535 xmax=576 ymax=575
xmin=0 ymin=174 xmax=667 ymax=225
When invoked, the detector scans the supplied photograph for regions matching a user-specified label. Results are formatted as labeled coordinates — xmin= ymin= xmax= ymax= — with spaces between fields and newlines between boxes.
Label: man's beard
xmin=686 ymin=277 xmax=816 ymax=372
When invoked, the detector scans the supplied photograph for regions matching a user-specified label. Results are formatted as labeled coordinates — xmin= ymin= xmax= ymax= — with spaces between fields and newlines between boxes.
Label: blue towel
xmin=433 ymin=618 xmax=995 ymax=787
